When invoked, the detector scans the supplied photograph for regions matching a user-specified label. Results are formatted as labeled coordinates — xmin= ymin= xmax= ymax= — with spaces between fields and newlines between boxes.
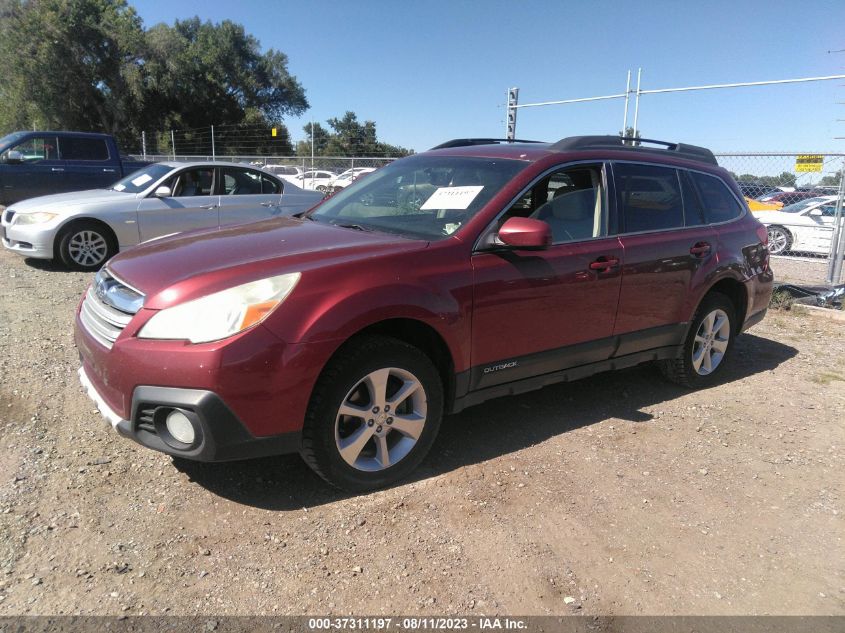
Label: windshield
xmin=781 ymin=197 xmax=826 ymax=213
xmin=0 ymin=131 xmax=28 ymax=154
xmin=309 ymin=155 xmax=526 ymax=240
xmin=110 ymin=163 xmax=174 ymax=193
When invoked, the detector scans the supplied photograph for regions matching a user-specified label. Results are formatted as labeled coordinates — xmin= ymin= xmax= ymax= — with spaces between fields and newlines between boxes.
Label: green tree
xmin=0 ymin=0 xmax=147 ymax=146
xmin=618 ymin=126 xmax=642 ymax=146
xmin=0 ymin=1 xmax=307 ymax=154
xmin=297 ymin=112 xmax=412 ymax=157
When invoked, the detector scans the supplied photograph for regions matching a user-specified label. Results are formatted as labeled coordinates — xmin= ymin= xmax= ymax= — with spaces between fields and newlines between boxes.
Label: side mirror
xmin=808 ymin=208 xmax=823 ymax=217
xmin=154 ymin=186 xmax=172 ymax=198
xmin=497 ymin=217 xmax=552 ymax=250
xmin=5 ymin=150 xmax=24 ymax=164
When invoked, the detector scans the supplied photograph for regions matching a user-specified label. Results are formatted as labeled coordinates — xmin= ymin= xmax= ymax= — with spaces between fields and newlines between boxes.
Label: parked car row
xmin=262 ymin=165 xmax=378 ymax=193
xmin=66 ymin=134 xmax=772 ymax=491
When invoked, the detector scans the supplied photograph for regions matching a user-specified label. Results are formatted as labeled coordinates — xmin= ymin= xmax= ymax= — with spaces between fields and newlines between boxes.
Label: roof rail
xmin=550 ymin=135 xmax=717 ymax=165
xmin=431 ymin=138 xmax=543 ymax=150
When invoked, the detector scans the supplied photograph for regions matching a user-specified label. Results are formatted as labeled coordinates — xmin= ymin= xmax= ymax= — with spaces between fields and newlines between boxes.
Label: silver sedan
xmin=1 ymin=161 xmax=324 ymax=270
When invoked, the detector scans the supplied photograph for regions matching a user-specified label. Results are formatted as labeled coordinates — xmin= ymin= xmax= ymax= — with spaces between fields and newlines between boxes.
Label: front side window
xmin=614 ymin=163 xmax=684 ymax=233
xmin=5 ymin=136 xmax=59 ymax=162
xmin=310 ymin=156 xmax=526 ymax=240
xmin=818 ymin=204 xmax=838 ymax=218
xmin=169 ymin=168 xmax=214 ymax=197
xmin=518 ymin=165 xmax=606 ymax=243
xmin=59 ymin=137 xmax=110 ymax=161
xmin=690 ymin=172 xmax=743 ymax=224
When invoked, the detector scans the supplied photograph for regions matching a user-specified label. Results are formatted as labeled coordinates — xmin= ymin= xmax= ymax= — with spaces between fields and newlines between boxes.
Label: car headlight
xmin=138 ymin=273 xmax=300 ymax=344
xmin=14 ymin=212 xmax=58 ymax=225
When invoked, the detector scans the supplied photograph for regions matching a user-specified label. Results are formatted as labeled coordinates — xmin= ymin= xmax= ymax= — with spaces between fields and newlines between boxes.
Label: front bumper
xmin=1 ymin=219 xmax=57 ymax=259
xmin=78 ymin=366 xmax=301 ymax=461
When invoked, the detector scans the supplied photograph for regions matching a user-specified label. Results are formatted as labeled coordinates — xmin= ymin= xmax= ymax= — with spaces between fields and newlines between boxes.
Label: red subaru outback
xmin=75 ymin=136 xmax=773 ymax=491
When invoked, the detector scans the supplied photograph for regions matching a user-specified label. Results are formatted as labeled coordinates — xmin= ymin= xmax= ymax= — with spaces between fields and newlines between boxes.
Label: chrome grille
xmin=4 ymin=210 xmax=15 ymax=224
xmin=79 ymin=269 xmax=144 ymax=349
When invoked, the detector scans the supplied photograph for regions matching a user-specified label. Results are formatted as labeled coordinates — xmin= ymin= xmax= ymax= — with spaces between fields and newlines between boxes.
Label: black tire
xmin=659 ymin=292 xmax=736 ymax=388
xmin=300 ymin=336 xmax=444 ymax=492
xmin=766 ymin=225 xmax=792 ymax=255
xmin=57 ymin=220 xmax=117 ymax=271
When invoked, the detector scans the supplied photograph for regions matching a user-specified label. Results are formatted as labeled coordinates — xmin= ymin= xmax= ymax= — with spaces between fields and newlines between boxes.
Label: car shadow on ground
xmin=172 ymin=332 xmax=797 ymax=510
xmin=23 ymin=257 xmax=77 ymax=273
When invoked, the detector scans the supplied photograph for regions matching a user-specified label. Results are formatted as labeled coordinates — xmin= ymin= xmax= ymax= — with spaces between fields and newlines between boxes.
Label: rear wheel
xmin=301 ymin=336 xmax=444 ymax=491
xmin=767 ymin=225 xmax=792 ymax=255
xmin=57 ymin=220 xmax=117 ymax=271
xmin=659 ymin=292 xmax=735 ymax=388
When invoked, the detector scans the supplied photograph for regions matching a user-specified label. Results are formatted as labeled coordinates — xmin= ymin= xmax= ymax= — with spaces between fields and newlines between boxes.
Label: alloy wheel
xmin=334 ymin=367 xmax=427 ymax=472
xmin=767 ymin=227 xmax=789 ymax=255
xmin=68 ymin=230 xmax=108 ymax=267
xmin=692 ymin=309 xmax=730 ymax=376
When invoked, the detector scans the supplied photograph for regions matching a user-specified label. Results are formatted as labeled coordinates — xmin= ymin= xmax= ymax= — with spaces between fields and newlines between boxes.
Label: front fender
xmin=263 ymin=273 xmax=473 ymax=373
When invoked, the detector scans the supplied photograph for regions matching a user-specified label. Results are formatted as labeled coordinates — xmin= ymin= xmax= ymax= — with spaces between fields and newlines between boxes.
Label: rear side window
xmin=59 ymin=137 xmax=110 ymax=161
xmin=690 ymin=172 xmax=743 ymax=223
xmin=614 ymin=163 xmax=684 ymax=233
xmin=262 ymin=175 xmax=281 ymax=194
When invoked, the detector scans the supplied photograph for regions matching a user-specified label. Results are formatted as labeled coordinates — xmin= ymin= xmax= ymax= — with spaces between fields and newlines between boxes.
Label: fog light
xmin=165 ymin=409 xmax=196 ymax=445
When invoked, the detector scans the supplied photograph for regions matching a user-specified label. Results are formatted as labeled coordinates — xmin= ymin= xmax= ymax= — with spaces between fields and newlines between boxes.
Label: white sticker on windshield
xmin=131 ymin=174 xmax=153 ymax=187
xmin=420 ymin=186 xmax=483 ymax=210
xmin=113 ymin=184 xmax=126 ymax=191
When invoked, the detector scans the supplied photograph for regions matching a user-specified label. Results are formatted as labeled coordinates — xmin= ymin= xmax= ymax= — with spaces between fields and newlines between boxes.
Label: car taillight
xmin=756 ymin=225 xmax=768 ymax=246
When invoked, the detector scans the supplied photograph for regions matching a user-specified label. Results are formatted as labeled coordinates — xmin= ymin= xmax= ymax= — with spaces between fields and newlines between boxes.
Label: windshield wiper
xmin=332 ymin=222 xmax=374 ymax=232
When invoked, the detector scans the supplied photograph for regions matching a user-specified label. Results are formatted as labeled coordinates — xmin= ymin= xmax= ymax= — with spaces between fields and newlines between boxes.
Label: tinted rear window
xmin=691 ymin=172 xmax=743 ymax=223
xmin=60 ymin=137 xmax=110 ymax=161
xmin=614 ymin=163 xmax=684 ymax=233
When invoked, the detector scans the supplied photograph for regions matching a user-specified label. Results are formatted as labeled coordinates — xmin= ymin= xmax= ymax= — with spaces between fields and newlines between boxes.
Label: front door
xmin=136 ymin=166 xmax=219 ymax=243
xmin=470 ymin=163 xmax=622 ymax=390
xmin=1 ymin=135 xmax=63 ymax=203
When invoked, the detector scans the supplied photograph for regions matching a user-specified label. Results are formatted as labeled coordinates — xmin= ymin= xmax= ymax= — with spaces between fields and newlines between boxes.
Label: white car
xmin=753 ymin=195 xmax=840 ymax=255
xmin=330 ymin=167 xmax=378 ymax=191
xmin=1 ymin=161 xmax=324 ymax=270
xmin=292 ymin=170 xmax=337 ymax=192
xmin=263 ymin=164 xmax=305 ymax=181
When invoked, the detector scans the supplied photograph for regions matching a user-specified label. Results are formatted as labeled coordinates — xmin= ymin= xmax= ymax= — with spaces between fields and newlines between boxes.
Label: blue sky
xmin=131 ymin=0 xmax=845 ymax=153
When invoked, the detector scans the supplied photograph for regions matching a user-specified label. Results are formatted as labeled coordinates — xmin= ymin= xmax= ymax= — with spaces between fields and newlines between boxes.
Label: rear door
xmin=136 ymin=166 xmax=220 ymax=242
xmin=217 ymin=167 xmax=284 ymax=227
xmin=470 ymin=162 xmax=623 ymax=390
xmin=58 ymin=136 xmax=118 ymax=190
xmin=612 ymin=163 xmax=717 ymax=350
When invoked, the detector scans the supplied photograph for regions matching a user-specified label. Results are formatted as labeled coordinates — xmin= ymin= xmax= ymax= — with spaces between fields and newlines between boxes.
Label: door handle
xmin=690 ymin=242 xmax=712 ymax=257
xmin=51 ymin=167 xmax=65 ymax=172
xmin=260 ymin=201 xmax=275 ymax=207
xmin=589 ymin=256 xmax=620 ymax=271
xmin=103 ymin=168 xmax=116 ymax=173
xmin=200 ymin=204 xmax=218 ymax=210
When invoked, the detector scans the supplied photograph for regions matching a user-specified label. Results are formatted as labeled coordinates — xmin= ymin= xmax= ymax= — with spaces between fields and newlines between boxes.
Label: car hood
xmin=8 ymin=189 xmax=135 ymax=213
xmin=107 ymin=217 xmax=429 ymax=309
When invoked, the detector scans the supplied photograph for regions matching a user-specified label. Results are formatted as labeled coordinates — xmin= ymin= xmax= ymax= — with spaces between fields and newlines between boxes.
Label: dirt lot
xmin=0 ymin=249 xmax=843 ymax=617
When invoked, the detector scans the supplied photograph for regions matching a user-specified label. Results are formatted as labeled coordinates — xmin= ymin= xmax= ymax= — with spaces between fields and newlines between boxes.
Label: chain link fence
xmin=714 ymin=153 xmax=845 ymax=286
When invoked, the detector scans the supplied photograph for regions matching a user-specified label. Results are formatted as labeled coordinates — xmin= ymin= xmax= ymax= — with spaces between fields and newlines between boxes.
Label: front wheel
xmin=57 ymin=221 xmax=117 ymax=271
xmin=659 ymin=292 xmax=735 ymax=388
xmin=300 ymin=336 xmax=444 ymax=492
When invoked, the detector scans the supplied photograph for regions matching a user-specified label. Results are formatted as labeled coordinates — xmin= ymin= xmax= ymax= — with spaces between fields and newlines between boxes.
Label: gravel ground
xmin=771 ymin=255 xmax=833 ymax=287
xmin=0 ymin=249 xmax=843 ymax=616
